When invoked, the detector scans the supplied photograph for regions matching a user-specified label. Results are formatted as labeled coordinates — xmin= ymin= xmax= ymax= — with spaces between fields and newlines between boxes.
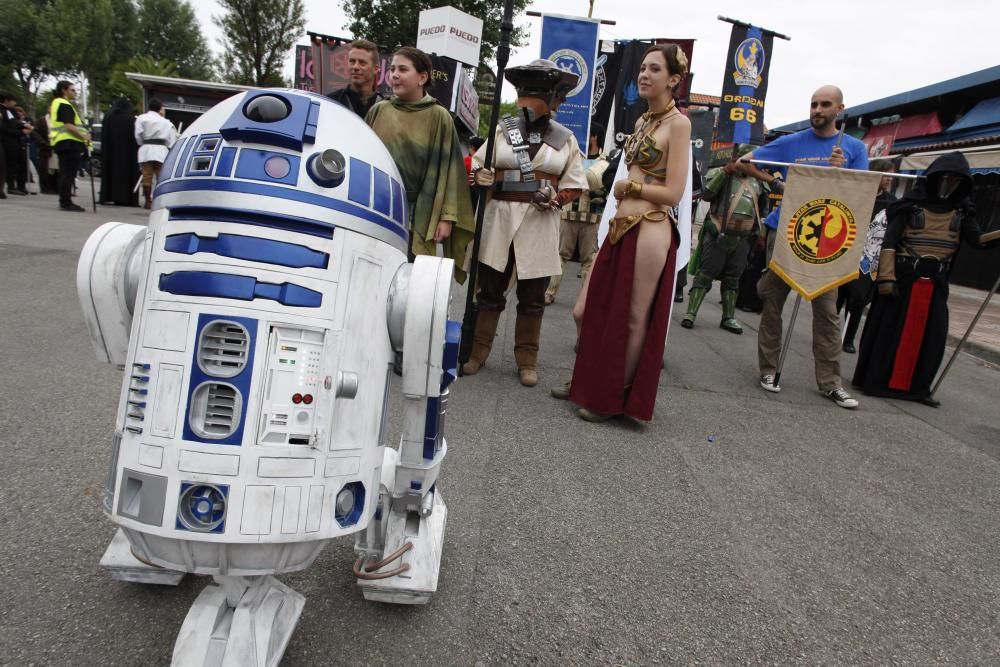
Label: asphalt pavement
xmin=2 ymin=189 xmax=999 ymax=664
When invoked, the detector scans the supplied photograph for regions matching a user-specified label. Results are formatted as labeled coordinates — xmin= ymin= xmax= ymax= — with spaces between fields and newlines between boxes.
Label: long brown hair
xmin=643 ymin=44 xmax=689 ymax=92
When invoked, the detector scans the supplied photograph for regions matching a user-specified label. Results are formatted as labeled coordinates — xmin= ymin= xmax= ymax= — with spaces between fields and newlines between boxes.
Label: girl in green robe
xmin=366 ymin=47 xmax=475 ymax=281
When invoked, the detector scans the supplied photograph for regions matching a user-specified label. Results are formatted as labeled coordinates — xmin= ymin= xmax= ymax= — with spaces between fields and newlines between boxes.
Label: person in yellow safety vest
xmin=49 ymin=80 xmax=90 ymax=212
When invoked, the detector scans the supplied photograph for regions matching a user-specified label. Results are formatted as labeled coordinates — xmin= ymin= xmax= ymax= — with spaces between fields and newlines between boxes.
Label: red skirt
xmin=569 ymin=223 xmax=678 ymax=421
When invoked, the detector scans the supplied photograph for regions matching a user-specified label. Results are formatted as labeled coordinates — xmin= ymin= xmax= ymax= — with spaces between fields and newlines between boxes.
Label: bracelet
xmin=627 ymin=180 xmax=643 ymax=198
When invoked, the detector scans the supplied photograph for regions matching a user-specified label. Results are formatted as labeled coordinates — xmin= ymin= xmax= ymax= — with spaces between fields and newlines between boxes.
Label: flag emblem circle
xmin=786 ymin=197 xmax=857 ymax=265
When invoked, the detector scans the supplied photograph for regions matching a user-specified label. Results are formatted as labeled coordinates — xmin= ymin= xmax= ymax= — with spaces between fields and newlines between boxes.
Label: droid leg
xmin=356 ymin=256 xmax=457 ymax=605
xmin=171 ymin=575 xmax=305 ymax=667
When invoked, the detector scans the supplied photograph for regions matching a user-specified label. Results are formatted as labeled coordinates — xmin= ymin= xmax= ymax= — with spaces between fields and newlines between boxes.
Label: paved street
xmin=2 ymin=190 xmax=999 ymax=664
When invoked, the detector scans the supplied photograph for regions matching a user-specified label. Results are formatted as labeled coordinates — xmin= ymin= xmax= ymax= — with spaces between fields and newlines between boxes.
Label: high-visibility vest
xmin=49 ymin=96 xmax=85 ymax=146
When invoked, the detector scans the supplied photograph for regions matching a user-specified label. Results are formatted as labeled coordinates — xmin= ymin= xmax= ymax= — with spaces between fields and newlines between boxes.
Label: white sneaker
xmin=759 ymin=375 xmax=781 ymax=393
xmin=824 ymin=387 xmax=858 ymax=409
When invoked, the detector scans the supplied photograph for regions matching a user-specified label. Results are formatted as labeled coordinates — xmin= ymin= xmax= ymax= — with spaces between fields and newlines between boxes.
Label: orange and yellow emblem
xmin=786 ymin=197 xmax=857 ymax=265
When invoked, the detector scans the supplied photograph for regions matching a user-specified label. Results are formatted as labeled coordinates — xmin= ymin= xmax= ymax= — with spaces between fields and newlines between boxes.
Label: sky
xmin=192 ymin=0 xmax=995 ymax=129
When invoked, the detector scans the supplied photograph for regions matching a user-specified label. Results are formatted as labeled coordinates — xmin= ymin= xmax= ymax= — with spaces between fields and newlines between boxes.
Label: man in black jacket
xmin=328 ymin=40 xmax=387 ymax=118
xmin=1 ymin=91 xmax=31 ymax=195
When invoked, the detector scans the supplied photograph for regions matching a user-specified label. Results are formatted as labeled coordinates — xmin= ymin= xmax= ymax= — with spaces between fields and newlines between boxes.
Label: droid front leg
xmin=172 ymin=575 xmax=305 ymax=667
xmin=354 ymin=256 xmax=458 ymax=604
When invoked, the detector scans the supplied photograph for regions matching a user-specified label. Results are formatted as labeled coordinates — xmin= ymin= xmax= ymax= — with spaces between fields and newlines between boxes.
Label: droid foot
xmin=172 ymin=575 xmax=304 ymax=667
xmin=100 ymin=528 xmax=185 ymax=586
xmin=357 ymin=491 xmax=448 ymax=605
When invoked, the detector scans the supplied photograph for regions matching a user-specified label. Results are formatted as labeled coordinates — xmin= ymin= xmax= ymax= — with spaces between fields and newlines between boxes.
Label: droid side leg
xmin=355 ymin=256 xmax=458 ymax=605
xmin=171 ymin=575 xmax=305 ymax=667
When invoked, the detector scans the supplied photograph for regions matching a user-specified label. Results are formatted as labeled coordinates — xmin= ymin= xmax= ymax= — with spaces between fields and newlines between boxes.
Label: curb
xmin=946 ymin=335 xmax=1000 ymax=366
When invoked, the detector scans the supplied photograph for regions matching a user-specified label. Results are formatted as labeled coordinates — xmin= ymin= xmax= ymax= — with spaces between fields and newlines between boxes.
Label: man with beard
xmin=329 ymin=40 xmax=387 ymax=118
xmin=852 ymin=152 xmax=1000 ymax=406
xmin=729 ymin=85 xmax=868 ymax=408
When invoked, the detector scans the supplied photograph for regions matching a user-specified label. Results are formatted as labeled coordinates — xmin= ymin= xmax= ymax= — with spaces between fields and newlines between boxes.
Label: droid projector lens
xmin=244 ymin=94 xmax=291 ymax=123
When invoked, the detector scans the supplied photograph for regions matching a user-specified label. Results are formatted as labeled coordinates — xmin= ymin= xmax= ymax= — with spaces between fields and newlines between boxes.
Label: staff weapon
xmin=459 ymin=0 xmax=514 ymax=370
xmin=89 ymin=149 xmax=97 ymax=213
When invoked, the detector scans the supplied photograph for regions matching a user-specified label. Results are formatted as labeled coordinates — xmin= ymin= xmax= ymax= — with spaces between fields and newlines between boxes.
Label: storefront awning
xmin=948 ymin=97 xmax=1000 ymax=132
xmin=862 ymin=112 xmax=944 ymax=157
xmin=899 ymin=146 xmax=1000 ymax=175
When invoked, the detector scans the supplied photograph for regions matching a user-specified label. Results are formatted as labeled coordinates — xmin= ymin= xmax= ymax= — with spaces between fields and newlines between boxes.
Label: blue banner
xmin=540 ymin=15 xmax=600 ymax=155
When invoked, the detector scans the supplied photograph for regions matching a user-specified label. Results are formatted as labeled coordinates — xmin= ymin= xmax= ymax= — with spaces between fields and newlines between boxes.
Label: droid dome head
xmin=151 ymin=89 xmax=410 ymax=253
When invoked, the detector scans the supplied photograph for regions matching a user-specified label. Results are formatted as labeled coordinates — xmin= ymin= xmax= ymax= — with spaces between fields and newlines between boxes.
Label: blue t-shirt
xmin=753 ymin=129 xmax=869 ymax=229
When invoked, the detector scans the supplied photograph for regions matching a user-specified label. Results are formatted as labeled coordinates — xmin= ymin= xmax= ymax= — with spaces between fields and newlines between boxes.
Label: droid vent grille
xmin=198 ymin=321 xmax=249 ymax=377
xmin=190 ymin=382 xmax=241 ymax=439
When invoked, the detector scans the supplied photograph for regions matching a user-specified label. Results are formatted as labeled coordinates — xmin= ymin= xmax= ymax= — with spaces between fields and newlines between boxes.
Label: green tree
xmin=137 ymin=0 xmax=216 ymax=80
xmin=107 ymin=56 xmax=181 ymax=108
xmin=48 ymin=0 xmax=114 ymax=114
xmin=0 ymin=0 xmax=55 ymax=109
xmin=214 ymin=0 xmax=305 ymax=86
xmin=342 ymin=0 xmax=531 ymax=64
xmin=478 ymin=100 xmax=517 ymax=137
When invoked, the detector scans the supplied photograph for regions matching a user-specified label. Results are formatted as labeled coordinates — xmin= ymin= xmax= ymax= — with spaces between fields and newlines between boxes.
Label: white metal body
xmin=77 ymin=90 xmax=459 ymax=665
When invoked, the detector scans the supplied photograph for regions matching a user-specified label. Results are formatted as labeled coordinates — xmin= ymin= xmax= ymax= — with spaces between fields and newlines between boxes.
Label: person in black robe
xmin=852 ymin=152 xmax=1000 ymax=406
xmin=98 ymin=98 xmax=139 ymax=206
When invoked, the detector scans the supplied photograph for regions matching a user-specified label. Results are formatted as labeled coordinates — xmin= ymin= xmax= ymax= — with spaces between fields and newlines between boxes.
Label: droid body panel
xmin=77 ymin=90 xmax=457 ymax=665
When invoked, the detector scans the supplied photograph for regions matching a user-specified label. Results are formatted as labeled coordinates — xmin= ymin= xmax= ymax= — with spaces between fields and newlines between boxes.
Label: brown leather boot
xmin=514 ymin=313 xmax=543 ymax=387
xmin=461 ymin=309 xmax=501 ymax=376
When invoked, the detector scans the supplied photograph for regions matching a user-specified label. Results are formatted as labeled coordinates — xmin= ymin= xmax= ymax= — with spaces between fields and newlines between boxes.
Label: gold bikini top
xmin=622 ymin=100 xmax=677 ymax=180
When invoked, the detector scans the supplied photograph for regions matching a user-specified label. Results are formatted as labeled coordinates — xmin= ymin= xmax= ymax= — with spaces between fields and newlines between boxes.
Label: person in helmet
xmin=853 ymin=152 xmax=1000 ymax=406
xmin=462 ymin=59 xmax=587 ymax=387
xmin=682 ymin=143 xmax=769 ymax=334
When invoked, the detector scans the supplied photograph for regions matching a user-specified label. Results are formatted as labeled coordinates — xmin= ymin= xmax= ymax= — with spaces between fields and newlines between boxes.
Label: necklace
xmin=623 ymin=99 xmax=677 ymax=166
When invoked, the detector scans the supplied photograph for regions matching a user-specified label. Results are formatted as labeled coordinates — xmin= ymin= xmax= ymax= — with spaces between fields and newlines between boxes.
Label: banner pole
xmin=773 ymin=293 xmax=802 ymax=387
xmin=928 ymin=269 xmax=1000 ymax=400
xmin=459 ymin=0 xmax=514 ymax=370
xmin=743 ymin=159 xmax=921 ymax=179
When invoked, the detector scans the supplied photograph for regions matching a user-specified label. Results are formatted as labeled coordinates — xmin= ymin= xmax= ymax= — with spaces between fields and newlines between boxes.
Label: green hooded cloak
xmin=366 ymin=95 xmax=475 ymax=282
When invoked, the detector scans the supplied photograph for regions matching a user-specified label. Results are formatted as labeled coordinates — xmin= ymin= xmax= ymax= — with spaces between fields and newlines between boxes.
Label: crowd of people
xmin=4 ymin=40 xmax=993 ymax=423
xmin=0 ymin=81 xmax=178 ymax=211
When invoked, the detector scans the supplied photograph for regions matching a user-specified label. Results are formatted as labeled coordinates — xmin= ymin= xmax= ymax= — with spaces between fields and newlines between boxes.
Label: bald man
xmin=728 ymin=85 xmax=869 ymax=408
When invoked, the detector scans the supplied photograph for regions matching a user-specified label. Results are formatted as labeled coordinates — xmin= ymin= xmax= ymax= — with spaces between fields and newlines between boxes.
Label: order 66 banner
xmin=715 ymin=24 xmax=773 ymax=152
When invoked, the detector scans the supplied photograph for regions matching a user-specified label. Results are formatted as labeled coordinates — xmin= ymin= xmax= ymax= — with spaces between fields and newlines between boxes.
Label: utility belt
xmin=142 ymin=138 xmax=168 ymax=146
xmin=492 ymin=169 xmax=559 ymax=194
xmin=709 ymin=212 xmax=755 ymax=236
xmin=896 ymin=253 xmax=951 ymax=277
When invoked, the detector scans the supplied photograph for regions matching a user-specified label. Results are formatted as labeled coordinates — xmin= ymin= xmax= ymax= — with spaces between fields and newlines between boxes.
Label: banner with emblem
xmin=769 ymin=164 xmax=882 ymax=300
xmin=540 ymin=14 xmax=601 ymax=156
xmin=711 ymin=24 xmax=774 ymax=164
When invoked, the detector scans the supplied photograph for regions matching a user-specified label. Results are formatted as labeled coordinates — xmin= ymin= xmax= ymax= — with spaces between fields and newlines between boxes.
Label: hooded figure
xmin=461 ymin=59 xmax=587 ymax=387
xmin=99 ymin=97 xmax=139 ymax=205
xmin=852 ymin=152 xmax=997 ymax=405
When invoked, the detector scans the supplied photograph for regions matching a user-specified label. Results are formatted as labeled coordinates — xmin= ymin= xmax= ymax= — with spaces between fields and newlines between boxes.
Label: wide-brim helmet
xmin=505 ymin=59 xmax=579 ymax=104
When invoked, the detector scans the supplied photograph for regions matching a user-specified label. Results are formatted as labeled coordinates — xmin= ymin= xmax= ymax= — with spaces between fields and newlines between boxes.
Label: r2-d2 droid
xmin=77 ymin=90 xmax=459 ymax=665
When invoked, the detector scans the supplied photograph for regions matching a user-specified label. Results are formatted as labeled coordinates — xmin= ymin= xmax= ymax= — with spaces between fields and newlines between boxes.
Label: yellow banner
xmin=769 ymin=164 xmax=882 ymax=300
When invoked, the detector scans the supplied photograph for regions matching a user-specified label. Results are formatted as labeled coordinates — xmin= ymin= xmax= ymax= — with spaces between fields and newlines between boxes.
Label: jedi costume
xmin=462 ymin=60 xmax=586 ymax=387
xmin=367 ymin=95 xmax=474 ymax=278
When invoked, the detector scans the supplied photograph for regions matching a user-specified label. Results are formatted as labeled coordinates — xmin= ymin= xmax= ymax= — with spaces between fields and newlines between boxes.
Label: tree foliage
xmin=48 ymin=0 xmax=114 ymax=110
xmin=137 ymin=0 xmax=215 ymax=80
xmin=214 ymin=0 xmax=305 ymax=86
xmin=0 ymin=0 xmax=57 ymax=108
xmin=342 ymin=0 xmax=531 ymax=64
xmin=107 ymin=56 xmax=181 ymax=108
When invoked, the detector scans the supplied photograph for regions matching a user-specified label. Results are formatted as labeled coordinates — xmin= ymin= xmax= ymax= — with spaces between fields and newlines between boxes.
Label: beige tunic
xmin=474 ymin=127 xmax=587 ymax=279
